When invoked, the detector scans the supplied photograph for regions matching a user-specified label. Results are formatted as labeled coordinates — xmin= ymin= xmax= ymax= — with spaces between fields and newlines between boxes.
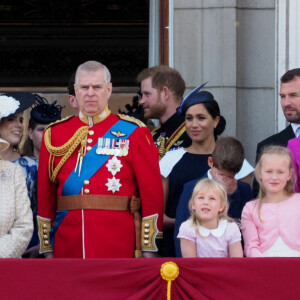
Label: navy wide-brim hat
xmin=0 ymin=92 xmax=36 ymax=118
xmin=177 ymin=83 xmax=214 ymax=116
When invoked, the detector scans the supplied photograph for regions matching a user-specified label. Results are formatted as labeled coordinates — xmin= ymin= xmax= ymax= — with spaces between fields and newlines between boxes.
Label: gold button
xmin=43 ymin=224 xmax=47 ymax=229
xmin=43 ymin=229 xmax=47 ymax=234
xmin=43 ymin=235 xmax=48 ymax=240
xmin=144 ymin=240 xmax=149 ymax=245
xmin=144 ymin=223 xmax=150 ymax=228
xmin=144 ymin=235 xmax=149 ymax=239
xmin=44 ymin=241 xmax=49 ymax=245
xmin=144 ymin=228 xmax=150 ymax=233
xmin=84 ymin=180 xmax=90 ymax=185
xmin=86 ymin=146 xmax=92 ymax=151
xmin=84 ymin=189 xmax=90 ymax=194
xmin=87 ymin=138 xmax=93 ymax=143
xmin=89 ymin=130 xmax=94 ymax=135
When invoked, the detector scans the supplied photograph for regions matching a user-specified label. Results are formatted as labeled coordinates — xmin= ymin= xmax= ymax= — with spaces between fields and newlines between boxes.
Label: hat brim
xmin=1 ymin=92 xmax=36 ymax=117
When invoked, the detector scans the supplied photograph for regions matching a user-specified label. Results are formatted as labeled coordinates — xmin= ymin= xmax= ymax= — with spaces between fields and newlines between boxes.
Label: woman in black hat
xmin=22 ymin=95 xmax=63 ymax=159
xmin=21 ymin=95 xmax=63 ymax=258
xmin=158 ymin=84 xmax=226 ymax=257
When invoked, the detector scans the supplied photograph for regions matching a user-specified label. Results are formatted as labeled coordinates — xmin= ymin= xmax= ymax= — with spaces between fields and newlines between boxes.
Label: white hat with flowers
xmin=0 ymin=95 xmax=20 ymax=120
xmin=0 ymin=92 xmax=36 ymax=152
xmin=0 ymin=92 xmax=36 ymax=119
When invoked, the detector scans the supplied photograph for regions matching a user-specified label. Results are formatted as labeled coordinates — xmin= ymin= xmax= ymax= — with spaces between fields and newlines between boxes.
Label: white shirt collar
xmin=290 ymin=123 xmax=300 ymax=137
xmin=207 ymin=169 xmax=212 ymax=179
xmin=198 ymin=219 xmax=227 ymax=237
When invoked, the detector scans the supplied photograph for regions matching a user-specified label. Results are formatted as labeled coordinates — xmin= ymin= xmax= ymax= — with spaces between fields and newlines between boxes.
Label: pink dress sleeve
xmin=241 ymin=201 xmax=263 ymax=257
xmin=177 ymin=220 xmax=197 ymax=242
xmin=226 ymin=222 xmax=241 ymax=245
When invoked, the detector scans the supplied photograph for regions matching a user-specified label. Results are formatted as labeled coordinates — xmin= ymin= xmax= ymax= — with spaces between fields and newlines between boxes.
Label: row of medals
xmin=96 ymin=138 xmax=129 ymax=156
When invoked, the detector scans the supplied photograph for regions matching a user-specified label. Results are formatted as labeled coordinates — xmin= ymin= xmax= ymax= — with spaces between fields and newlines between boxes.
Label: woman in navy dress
xmin=159 ymin=84 xmax=226 ymax=257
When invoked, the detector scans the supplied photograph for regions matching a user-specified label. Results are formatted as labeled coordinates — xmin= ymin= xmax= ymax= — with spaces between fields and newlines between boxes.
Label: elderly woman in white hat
xmin=0 ymin=135 xmax=33 ymax=257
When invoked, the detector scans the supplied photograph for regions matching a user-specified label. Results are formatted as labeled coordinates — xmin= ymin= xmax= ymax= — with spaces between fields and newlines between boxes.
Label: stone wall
xmin=173 ymin=0 xmax=276 ymax=165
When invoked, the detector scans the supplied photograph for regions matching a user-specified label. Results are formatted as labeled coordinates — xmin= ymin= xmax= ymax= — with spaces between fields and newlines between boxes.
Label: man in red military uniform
xmin=37 ymin=61 xmax=163 ymax=258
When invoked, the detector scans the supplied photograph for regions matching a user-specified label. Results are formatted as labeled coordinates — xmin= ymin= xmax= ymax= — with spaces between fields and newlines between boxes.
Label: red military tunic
xmin=37 ymin=108 xmax=163 ymax=258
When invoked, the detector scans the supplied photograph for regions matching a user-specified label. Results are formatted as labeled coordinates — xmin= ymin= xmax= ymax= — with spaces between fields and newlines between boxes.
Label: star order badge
xmin=106 ymin=156 xmax=123 ymax=176
xmin=105 ymin=177 xmax=122 ymax=193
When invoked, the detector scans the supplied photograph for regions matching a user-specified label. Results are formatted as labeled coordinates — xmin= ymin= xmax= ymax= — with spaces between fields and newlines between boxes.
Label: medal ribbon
xmin=61 ymin=120 xmax=137 ymax=196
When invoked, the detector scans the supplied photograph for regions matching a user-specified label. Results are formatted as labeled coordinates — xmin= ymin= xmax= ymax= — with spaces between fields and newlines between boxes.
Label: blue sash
xmin=61 ymin=120 xmax=137 ymax=196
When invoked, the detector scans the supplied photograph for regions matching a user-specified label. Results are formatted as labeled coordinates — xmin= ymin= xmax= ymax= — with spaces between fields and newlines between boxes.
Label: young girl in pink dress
xmin=177 ymin=178 xmax=243 ymax=257
xmin=241 ymin=146 xmax=300 ymax=257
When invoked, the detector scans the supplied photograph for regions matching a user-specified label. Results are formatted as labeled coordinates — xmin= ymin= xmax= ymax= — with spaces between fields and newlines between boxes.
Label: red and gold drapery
xmin=1 ymin=258 xmax=299 ymax=299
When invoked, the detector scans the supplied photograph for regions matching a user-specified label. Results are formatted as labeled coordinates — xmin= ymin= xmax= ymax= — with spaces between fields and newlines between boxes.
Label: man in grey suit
xmin=254 ymin=68 xmax=300 ymax=196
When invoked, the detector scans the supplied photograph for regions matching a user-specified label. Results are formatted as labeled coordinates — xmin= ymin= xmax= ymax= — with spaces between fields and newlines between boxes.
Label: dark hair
xmin=201 ymin=100 xmax=226 ymax=139
xmin=137 ymin=65 xmax=185 ymax=102
xmin=68 ymin=72 xmax=76 ymax=96
xmin=21 ymin=118 xmax=39 ymax=157
xmin=281 ymin=68 xmax=300 ymax=83
xmin=212 ymin=137 xmax=245 ymax=174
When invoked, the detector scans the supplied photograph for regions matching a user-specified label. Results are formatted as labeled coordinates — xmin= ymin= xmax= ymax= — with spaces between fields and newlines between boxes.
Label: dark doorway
xmin=0 ymin=0 xmax=149 ymax=87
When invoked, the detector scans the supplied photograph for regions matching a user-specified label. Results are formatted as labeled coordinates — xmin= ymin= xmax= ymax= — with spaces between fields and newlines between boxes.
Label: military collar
xmin=79 ymin=106 xmax=111 ymax=125
xmin=162 ymin=112 xmax=185 ymax=132
xmin=152 ymin=112 xmax=185 ymax=136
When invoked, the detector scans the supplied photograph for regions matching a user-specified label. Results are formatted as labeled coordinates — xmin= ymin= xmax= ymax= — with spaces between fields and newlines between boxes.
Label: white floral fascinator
xmin=0 ymin=95 xmax=20 ymax=120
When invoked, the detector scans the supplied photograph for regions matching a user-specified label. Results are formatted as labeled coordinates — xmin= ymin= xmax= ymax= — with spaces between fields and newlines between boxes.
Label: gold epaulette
xmin=152 ymin=123 xmax=186 ymax=160
xmin=141 ymin=214 xmax=160 ymax=251
xmin=151 ymin=125 xmax=161 ymax=137
xmin=118 ymin=114 xmax=146 ymax=127
xmin=44 ymin=115 xmax=74 ymax=131
xmin=44 ymin=125 xmax=89 ymax=183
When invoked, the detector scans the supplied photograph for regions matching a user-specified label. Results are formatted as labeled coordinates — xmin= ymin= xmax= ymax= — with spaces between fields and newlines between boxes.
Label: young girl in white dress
xmin=241 ymin=146 xmax=300 ymax=257
xmin=177 ymin=178 xmax=243 ymax=257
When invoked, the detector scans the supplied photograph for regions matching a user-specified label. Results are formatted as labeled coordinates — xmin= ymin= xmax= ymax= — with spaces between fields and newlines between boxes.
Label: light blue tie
xmin=296 ymin=127 xmax=300 ymax=138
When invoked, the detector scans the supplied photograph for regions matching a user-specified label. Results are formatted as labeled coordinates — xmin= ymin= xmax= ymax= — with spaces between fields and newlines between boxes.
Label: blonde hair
xmin=188 ymin=178 xmax=231 ymax=227
xmin=255 ymin=146 xmax=295 ymax=220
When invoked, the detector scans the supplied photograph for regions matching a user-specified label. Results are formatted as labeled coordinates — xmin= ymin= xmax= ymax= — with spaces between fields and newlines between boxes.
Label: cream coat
xmin=0 ymin=160 xmax=33 ymax=258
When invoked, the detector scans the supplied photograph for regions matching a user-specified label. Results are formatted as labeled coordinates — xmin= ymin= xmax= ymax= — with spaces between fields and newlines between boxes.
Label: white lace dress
xmin=0 ymin=160 xmax=33 ymax=258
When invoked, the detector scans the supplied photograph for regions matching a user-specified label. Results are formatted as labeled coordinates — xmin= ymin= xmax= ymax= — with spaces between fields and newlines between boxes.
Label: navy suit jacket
xmin=174 ymin=174 xmax=254 ymax=257
xmin=253 ymin=124 xmax=295 ymax=196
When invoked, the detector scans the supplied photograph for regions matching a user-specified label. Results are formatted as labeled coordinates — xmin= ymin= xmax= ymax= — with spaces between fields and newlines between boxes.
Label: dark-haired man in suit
xmin=254 ymin=68 xmax=300 ymax=196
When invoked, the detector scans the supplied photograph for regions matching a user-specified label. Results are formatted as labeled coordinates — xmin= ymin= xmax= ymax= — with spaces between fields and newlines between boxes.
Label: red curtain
xmin=1 ymin=258 xmax=300 ymax=299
